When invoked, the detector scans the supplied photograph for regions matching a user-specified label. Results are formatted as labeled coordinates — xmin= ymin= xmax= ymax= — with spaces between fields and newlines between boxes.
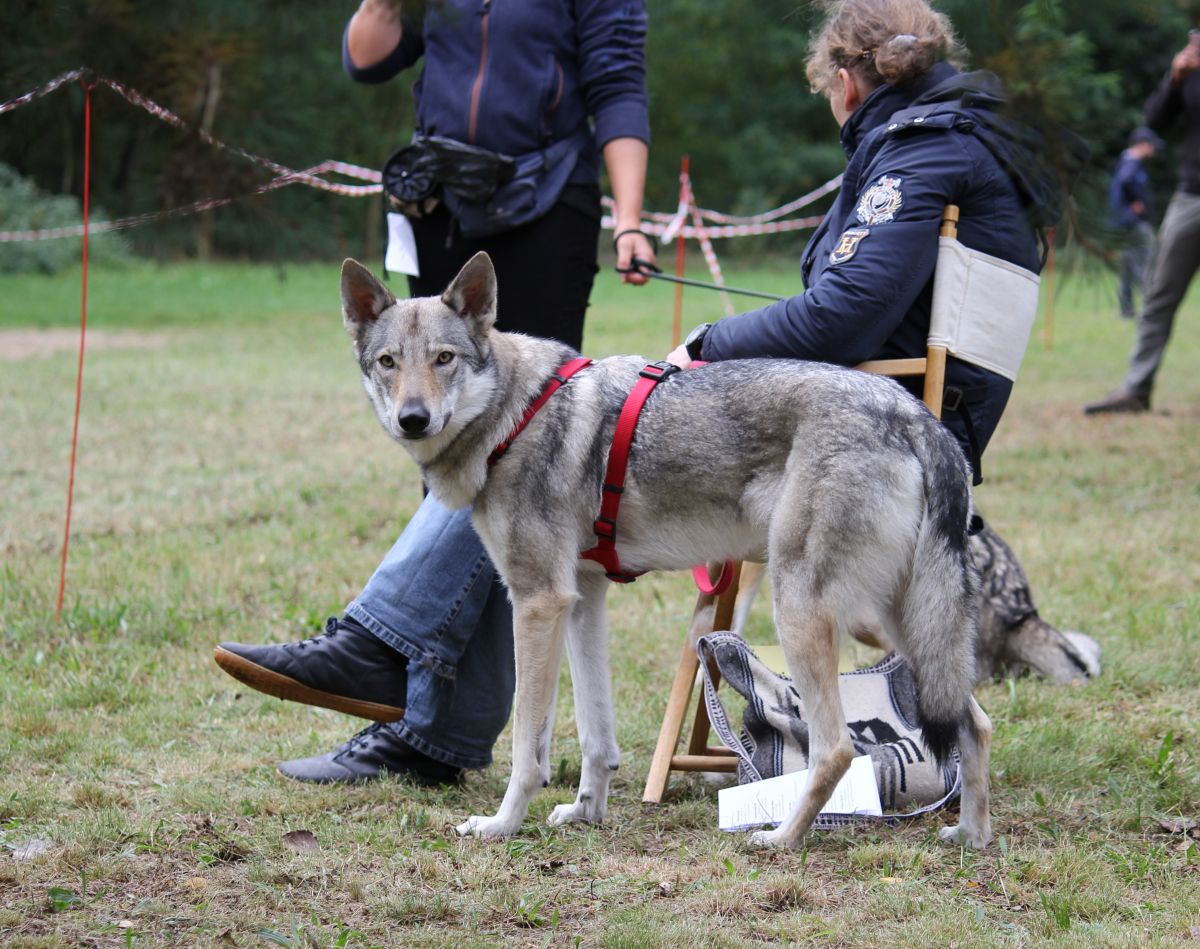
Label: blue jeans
xmin=346 ymin=494 xmax=514 ymax=770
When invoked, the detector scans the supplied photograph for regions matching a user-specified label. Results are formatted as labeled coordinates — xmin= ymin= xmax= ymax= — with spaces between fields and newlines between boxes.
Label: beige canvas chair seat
xmin=642 ymin=205 xmax=1041 ymax=803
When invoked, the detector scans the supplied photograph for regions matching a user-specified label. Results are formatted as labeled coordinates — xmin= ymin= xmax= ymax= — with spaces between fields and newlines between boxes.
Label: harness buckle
xmin=593 ymin=517 xmax=617 ymax=540
xmin=639 ymin=360 xmax=682 ymax=381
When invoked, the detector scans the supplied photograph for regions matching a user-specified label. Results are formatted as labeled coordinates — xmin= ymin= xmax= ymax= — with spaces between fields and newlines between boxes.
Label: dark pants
xmin=407 ymin=188 xmax=601 ymax=348
xmin=1123 ymin=191 xmax=1200 ymax=400
xmin=901 ymin=357 xmax=1012 ymax=485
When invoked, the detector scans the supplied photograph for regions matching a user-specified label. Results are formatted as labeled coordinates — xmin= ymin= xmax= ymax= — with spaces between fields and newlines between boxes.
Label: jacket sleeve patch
xmin=829 ymin=227 xmax=870 ymax=265
xmin=856 ymin=174 xmax=904 ymax=225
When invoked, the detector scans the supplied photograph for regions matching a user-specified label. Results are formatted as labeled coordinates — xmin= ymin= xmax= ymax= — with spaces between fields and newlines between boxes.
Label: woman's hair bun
xmin=805 ymin=0 xmax=965 ymax=94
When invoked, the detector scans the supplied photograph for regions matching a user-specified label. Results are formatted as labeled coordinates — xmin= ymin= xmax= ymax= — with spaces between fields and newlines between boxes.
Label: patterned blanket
xmin=698 ymin=632 xmax=961 ymax=829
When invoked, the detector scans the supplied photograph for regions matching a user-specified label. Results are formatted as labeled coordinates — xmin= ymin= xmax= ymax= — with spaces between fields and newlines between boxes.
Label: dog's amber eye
xmin=436 ymin=351 xmax=455 ymax=365
xmin=378 ymin=354 xmax=395 ymax=368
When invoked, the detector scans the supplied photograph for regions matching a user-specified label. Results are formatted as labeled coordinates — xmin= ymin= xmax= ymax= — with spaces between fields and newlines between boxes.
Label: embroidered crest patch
xmin=829 ymin=227 xmax=870 ymax=265
xmin=856 ymin=175 xmax=904 ymax=225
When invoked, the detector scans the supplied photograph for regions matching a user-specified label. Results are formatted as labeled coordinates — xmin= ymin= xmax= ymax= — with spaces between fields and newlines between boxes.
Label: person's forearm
xmin=603 ymin=137 xmax=648 ymax=233
xmin=602 ymin=136 xmax=655 ymax=284
xmin=347 ymin=0 xmax=404 ymax=69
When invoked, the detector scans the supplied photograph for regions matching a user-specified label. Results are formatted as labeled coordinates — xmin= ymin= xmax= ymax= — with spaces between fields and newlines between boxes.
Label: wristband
xmin=612 ymin=229 xmax=658 ymax=254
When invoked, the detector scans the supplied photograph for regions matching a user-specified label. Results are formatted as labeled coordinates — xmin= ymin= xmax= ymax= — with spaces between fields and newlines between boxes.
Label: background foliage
xmin=0 ymin=0 xmax=1198 ymax=264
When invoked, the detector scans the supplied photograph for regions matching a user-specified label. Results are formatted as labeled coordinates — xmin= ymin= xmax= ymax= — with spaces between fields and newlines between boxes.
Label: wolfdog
xmin=339 ymin=252 xmax=993 ymax=849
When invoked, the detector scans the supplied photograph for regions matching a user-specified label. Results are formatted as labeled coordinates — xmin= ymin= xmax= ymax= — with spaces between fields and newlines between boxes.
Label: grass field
xmin=1 ymin=255 xmax=1198 ymax=947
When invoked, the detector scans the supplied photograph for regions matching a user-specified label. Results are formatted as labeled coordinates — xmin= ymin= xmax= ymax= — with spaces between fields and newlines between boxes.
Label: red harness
xmin=489 ymin=357 xmax=734 ymax=594
xmin=487 ymin=357 xmax=593 ymax=467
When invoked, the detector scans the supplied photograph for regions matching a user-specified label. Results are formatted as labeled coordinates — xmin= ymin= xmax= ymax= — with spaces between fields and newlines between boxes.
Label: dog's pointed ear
xmin=441 ymin=251 xmax=497 ymax=335
xmin=341 ymin=259 xmax=396 ymax=340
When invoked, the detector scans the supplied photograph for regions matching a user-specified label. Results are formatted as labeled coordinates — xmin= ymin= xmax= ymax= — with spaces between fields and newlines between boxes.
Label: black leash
xmin=617 ymin=256 xmax=785 ymax=302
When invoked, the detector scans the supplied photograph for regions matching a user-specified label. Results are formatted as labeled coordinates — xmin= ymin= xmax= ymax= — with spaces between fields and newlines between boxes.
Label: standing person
xmin=214 ymin=0 xmax=655 ymax=784
xmin=1085 ymin=32 xmax=1200 ymax=415
xmin=1109 ymin=127 xmax=1162 ymax=320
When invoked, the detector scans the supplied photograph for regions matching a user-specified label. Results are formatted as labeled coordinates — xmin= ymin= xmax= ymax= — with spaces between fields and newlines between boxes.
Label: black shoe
xmin=277 ymin=723 xmax=462 ymax=786
xmin=1083 ymin=390 xmax=1150 ymax=415
xmin=214 ymin=617 xmax=406 ymax=721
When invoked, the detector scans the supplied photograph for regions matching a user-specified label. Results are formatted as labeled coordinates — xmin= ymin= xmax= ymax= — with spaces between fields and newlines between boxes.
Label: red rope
xmin=55 ymin=81 xmax=93 ymax=623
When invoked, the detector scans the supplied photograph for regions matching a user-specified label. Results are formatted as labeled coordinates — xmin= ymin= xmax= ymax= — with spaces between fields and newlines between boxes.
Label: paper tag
xmin=718 ymin=755 xmax=882 ymax=831
xmin=385 ymin=212 xmax=419 ymax=276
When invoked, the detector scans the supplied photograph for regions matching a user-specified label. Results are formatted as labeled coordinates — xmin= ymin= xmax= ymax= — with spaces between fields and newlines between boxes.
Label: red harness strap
xmin=487 ymin=357 xmax=593 ymax=467
xmin=580 ymin=361 xmax=680 ymax=582
xmin=490 ymin=357 xmax=734 ymax=595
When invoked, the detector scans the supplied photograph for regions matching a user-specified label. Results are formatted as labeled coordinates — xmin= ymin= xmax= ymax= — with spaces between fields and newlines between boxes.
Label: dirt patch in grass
xmin=0 ymin=328 xmax=171 ymax=361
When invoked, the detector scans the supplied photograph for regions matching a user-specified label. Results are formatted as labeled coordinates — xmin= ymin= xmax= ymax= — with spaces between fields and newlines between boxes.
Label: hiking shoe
xmin=277 ymin=723 xmax=462 ymax=786
xmin=214 ymin=617 xmax=406 ymax=721
xmin=1083 ymin=390 xmax=1150 ymax=415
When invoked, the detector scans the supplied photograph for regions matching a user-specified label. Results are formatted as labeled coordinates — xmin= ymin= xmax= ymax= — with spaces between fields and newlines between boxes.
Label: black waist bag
xmin=383 ymin=129 xmax=588 ymax=239
xmin=383 ymin=135 xmax=516 ymax=218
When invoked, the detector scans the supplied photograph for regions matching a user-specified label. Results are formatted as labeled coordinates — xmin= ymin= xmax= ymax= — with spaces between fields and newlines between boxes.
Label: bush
xmin=0 ymin=163 xmax=130 ymax=274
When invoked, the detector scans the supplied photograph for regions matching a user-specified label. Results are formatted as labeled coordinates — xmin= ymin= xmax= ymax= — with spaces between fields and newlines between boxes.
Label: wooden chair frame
xmin=642 ymin=205 xmax=960 ymax=804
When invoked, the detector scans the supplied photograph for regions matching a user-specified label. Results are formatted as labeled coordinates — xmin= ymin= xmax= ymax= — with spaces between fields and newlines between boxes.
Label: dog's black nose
xmin=398 ymin=404 xmax=431 ymax=435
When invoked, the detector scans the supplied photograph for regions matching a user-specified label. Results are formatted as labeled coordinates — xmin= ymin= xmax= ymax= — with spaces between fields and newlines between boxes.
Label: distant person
xmin=1109 ymin=126 xmax=1162 ymax=319
xmin=1086 ymin=31 xmax=1200 ymax=414
xmin=214 ymin=0 xmax=655 ymax=784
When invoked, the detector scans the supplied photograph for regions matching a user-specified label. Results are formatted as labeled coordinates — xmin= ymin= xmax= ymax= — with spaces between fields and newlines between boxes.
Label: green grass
xmin=1 ymin=255 xmax=1199 ymax=947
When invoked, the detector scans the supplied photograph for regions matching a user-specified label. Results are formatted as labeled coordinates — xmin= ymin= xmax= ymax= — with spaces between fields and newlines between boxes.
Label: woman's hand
xmin=614 ymin=230 xmax=656 ymax=285
xmin=665 ymin=344 xmax=692 ymax=370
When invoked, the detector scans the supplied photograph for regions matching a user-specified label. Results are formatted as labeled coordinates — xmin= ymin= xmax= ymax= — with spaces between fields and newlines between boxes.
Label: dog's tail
xmin=901 ymin=434 xmax=979 ymax=768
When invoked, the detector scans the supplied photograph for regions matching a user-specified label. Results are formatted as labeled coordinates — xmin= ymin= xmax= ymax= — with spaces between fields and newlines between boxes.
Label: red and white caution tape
xmin=0 ymin=165 xmax=371 ymax=243
xmin=684 ymin=176 xmax=735 ymax=315
xmin=1 ymin=68 xmax=836 ymax=244
xmin=0 ymin=68 xmax=88 ymax=116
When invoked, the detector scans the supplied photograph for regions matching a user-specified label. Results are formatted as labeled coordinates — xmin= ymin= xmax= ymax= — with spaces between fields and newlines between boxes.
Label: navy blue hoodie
xmin=702 ymin=63 xmax=1064 ymax=460
xmin=343 ymin=0 xmax=650 ymax=189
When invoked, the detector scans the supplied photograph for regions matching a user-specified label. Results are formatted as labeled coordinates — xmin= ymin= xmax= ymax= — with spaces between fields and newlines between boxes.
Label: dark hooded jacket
xmin=701 ymin=63 xmax=1066 ymax=470
xmin=342 ymin=0 xmax=650 ymax=193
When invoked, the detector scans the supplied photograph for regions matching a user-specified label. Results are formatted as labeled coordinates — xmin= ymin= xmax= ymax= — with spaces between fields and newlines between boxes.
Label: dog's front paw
xmin=938 ymin=824 xmax=992 ymax=849
xmin=456 ymin=815 xmax=519 ymax=839
xmin=547 ymin=800 xmax=604 ymax=827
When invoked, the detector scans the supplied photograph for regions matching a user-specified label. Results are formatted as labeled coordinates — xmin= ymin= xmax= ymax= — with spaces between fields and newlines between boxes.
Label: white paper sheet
xmin=385 ymin=212 xmax=420 ymax=276
xmin=718 ymin=755 xmax=882 ymax=831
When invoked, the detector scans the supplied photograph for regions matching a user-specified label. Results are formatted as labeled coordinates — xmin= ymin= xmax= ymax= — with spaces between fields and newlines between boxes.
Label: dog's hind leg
xmin=457 ymin=588 xmax=575 ymax=839
xmin=549 ymin=573 xmax=619 ymax=827
xmin=750 ymin=606 xmax=854 ymax=849
xmin=938 ymin=697 xmax=993 ymax=848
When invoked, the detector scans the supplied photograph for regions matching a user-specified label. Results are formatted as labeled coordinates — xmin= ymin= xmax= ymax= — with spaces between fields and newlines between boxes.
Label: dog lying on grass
xmin=340 ymin=252 xmax=993 ymax=848
xmin=730 ymin=524 xmax=1101 ymax=687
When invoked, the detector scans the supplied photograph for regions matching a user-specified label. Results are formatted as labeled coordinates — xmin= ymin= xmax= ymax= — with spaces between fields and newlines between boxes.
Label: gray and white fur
xmin=340 ymin=252 xmax=993 ymax=849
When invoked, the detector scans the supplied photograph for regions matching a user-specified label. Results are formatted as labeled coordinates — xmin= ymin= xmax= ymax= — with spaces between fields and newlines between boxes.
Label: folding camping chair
xmin=642 ymin=204 xmax=1042 ymax=803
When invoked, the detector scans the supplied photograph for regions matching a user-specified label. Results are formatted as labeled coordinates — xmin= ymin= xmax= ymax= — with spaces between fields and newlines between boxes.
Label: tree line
xmin=0 ymin=0 xmax=1195 ymax=263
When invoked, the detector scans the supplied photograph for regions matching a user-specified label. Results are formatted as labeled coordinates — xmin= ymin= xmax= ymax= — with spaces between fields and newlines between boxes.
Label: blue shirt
xmin=1108 ymin=151 xmax=1151 ymax=229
